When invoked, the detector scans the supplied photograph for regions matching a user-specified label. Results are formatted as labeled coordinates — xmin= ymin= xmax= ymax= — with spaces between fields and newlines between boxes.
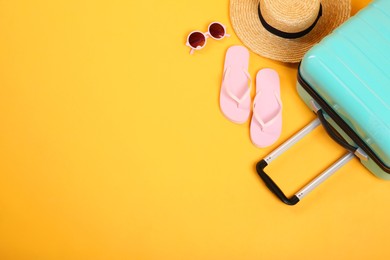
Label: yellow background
xmin=1 ymin=0 xmax=388 ymax=259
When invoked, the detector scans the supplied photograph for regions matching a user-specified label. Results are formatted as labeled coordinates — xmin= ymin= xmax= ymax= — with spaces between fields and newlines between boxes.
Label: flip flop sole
xmin=250 ymin=68 xmax=282 ymax=147
xmin=219 ymin=46 xmax=251 ymax=124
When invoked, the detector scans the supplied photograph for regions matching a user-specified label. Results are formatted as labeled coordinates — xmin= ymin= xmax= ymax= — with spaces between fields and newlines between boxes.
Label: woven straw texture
xmin=230 ymin=0 xmax=351 ymax=63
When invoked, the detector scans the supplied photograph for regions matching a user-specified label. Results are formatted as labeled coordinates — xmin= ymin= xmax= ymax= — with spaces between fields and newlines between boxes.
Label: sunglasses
xmin=186 ymin=22 xmax=230 ymax=54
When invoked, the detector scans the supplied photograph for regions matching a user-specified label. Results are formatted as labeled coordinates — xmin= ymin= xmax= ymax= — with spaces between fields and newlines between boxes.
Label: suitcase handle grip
xmin=317 ymin=109 xmax=357 ymax=153
xmin=256 ymin=118 xmax=355 ymax=205
xmin=256 ymin=160 xmax=300 ymax=205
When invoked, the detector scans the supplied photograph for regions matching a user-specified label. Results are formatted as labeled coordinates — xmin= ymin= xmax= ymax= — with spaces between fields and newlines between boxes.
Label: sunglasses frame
xmin=186 ymin=22 xmax=230 ymax=54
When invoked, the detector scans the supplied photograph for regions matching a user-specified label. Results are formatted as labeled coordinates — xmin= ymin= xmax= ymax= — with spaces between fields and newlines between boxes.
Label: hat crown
xmin=260 ymin=0 xmax=321 ymax=33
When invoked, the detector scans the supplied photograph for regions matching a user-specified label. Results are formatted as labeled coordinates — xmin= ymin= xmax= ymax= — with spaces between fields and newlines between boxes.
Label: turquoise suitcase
xmin=256 ymin=0 xmax=390 ymax=205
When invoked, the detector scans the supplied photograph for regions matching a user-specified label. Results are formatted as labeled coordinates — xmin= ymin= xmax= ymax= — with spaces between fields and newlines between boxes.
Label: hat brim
xmin=230 ymin=0 xmax=351 ymax=63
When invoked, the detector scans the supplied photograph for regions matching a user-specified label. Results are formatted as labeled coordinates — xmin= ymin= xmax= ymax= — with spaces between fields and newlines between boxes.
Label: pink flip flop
xmin=219 ymin=46 xmax=251 ymax=124
xmin=250 ymin=68 xmax=282 ymax=148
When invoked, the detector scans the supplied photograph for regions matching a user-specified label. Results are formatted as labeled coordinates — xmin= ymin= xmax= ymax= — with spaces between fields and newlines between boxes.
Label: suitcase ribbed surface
xmin=300 ymin=0 xmax=390 ymax=168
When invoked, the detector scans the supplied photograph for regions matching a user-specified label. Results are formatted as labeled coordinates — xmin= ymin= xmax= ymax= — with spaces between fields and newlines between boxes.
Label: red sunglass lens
xmin=209 ymin=23 xmax=225 ymax=39
xmin=188 ymin=32 xmax=206 ymax=48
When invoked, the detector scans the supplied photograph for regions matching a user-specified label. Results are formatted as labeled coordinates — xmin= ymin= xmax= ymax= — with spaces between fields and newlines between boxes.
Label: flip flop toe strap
xmin=253 ymin=91 xmax=282 ymax=131
xmin=222 ymin=67 xmax=251 ymax=108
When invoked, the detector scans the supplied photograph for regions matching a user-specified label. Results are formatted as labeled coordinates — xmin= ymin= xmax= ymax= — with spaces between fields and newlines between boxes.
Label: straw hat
xmin=230 ymin=0 xmax=351 ymax=63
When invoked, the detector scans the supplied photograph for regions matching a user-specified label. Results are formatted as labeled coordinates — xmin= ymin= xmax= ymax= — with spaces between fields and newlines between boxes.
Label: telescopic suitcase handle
xmin=256 ymin=107 xmax=366 ymax=205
